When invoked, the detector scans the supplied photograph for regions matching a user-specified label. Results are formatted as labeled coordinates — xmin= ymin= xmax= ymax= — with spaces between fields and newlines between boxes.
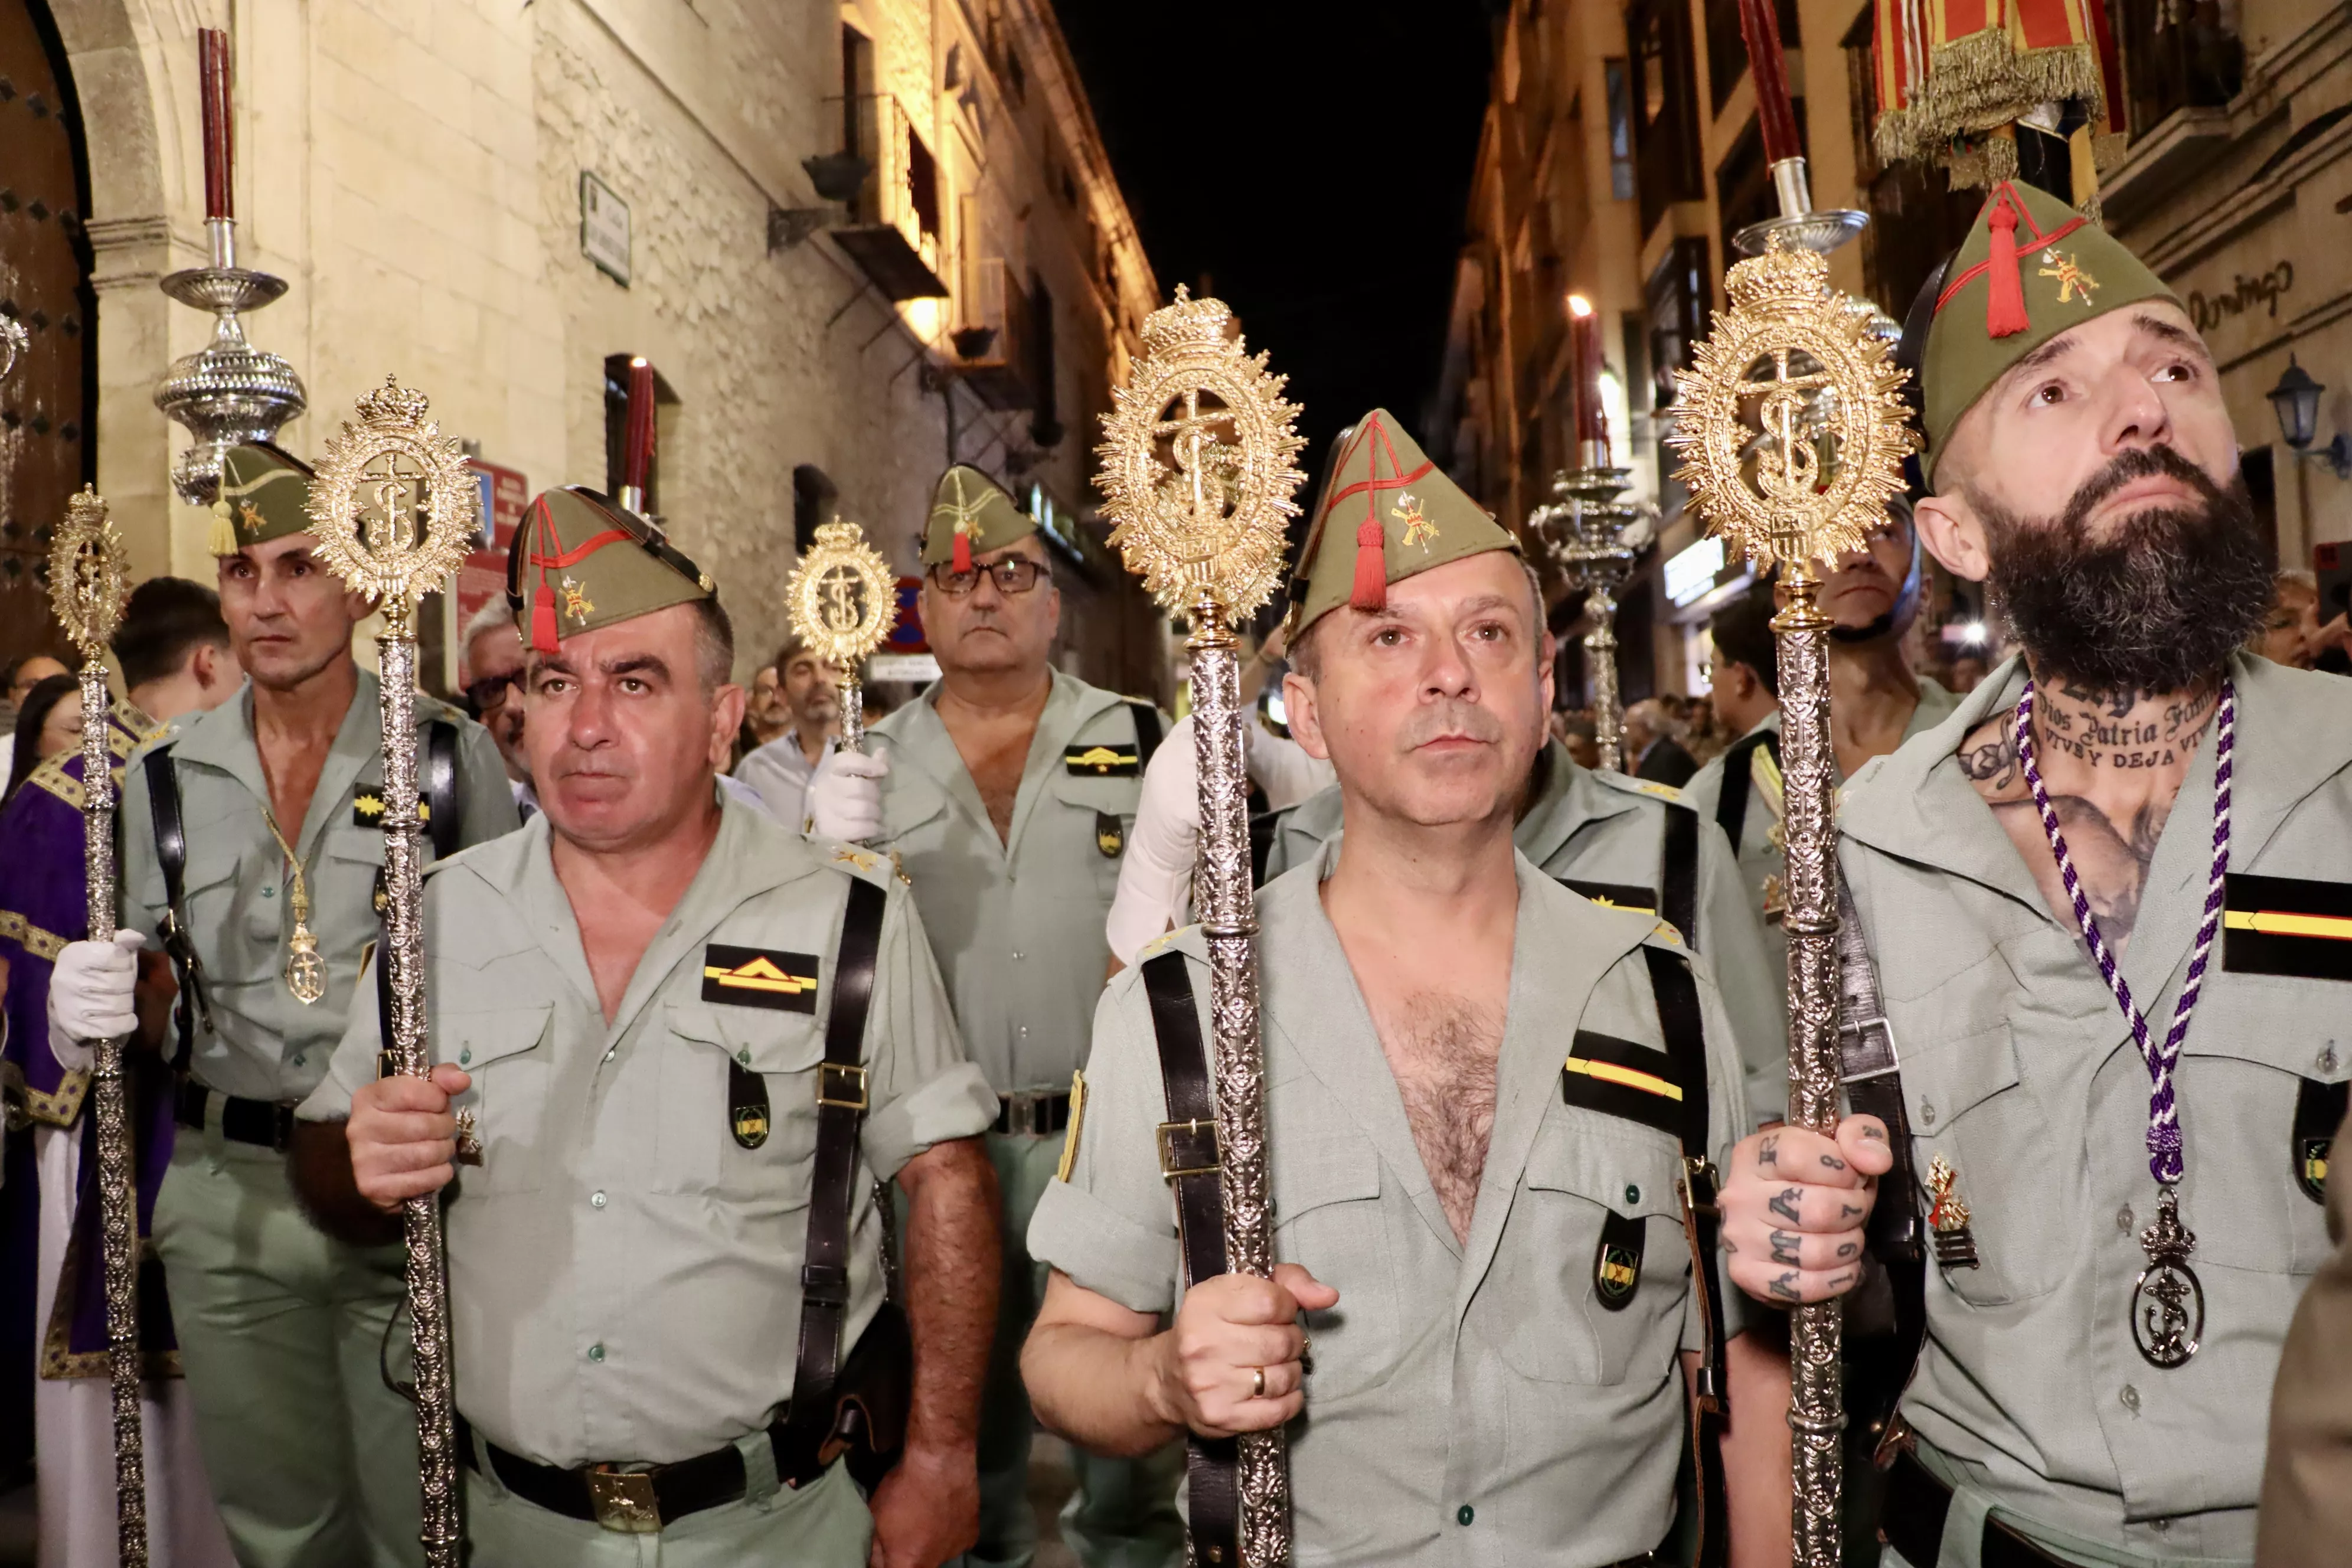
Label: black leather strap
xmin=1140 ymin=950 xmax=1239 ymax=1568
xmin=424 ymin=720 xmax=460 ymax=861
xmin=1835 ymin=878 xmax=1928 ymax=1459
xmin=1880 ymin=1448 xmax=2069 ymax=1568
xmin=1714 ymin=729 xmax=1780 ymax=857
xmin=1660 ymin=802 xmax=1700 ymax=955
xmin=782 ymin=877 xmax=888 ymax=1468
xmin=1639 ymin=945 xmax=1727 ymax=1568
xmin=142 ymin=746 xmax=209 ymax=1073
xmin=173 ymin=1080 xmax=293 ymax=1152
xmin=1126 ymin=701 xmax=1164 ymax=772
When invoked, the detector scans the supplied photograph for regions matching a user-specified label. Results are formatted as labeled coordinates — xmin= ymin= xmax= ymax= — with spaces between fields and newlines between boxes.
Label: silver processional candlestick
xmin=1528 ymin=445 xmax=1656 ymax=773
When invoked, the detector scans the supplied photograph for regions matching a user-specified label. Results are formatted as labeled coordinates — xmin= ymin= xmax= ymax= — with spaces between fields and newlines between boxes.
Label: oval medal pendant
xmin=2131 ymin=1190 xmax=2203 ymax=1368
xmin=285 ymin=927 xmax=327 ymax=1007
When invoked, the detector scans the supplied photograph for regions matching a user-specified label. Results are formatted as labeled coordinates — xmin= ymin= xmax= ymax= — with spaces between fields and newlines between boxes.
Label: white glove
xmin=46 ymin=929 xmax=146 ymax=1073
xmin=1106 ymin=714 xmax=1201 ymax=966
xmin=808 ymin=746 xmax=889 ymax=842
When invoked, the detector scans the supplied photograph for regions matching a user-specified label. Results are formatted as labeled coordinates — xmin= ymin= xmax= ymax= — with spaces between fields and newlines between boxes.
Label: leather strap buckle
xmin=817 ymin=1063 xmax=868 ymax=1111
xmin=1156 ymin=1118 xmax=1220 ymax=1181
xmin=586 ymin=1466 xmax=661 ymax=1533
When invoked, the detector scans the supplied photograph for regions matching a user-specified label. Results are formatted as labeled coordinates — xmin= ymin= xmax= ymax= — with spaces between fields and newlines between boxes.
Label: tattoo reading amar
xmin=1770 ymin=1229 xmax=1802 ymax=1266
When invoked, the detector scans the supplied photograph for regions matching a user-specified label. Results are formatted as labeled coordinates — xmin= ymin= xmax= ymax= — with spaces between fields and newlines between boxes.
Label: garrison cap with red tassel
xmin=922 ymin=464 xmax=1035 ymax=574
xmin=505 ymin=486 xmax=714 ymax=654
xmin=1919 ymin=178 xmax=2175 ymax=487
xmin=1282 ymin=409 xmax=1521 ymax=638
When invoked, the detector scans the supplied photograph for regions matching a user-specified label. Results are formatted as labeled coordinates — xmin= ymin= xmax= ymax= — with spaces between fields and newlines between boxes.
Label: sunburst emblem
xmin=1096 ymin=288 xmax=1306 ymax=623
xmin=48 ymin=486 xmax=129 ymax=659
xmin=785 ymin=517 xmax=898 ymax=668
xmin=1666 ymin=239 xmax=1914 ymax=573
xmin=305 ymin=375 xmax=476 ymax=609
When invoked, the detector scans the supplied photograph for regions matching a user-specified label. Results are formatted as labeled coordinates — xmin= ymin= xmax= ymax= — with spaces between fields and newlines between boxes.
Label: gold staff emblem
xmin=51 ymin=488 xmax=130 ymax=656
xmin=1096 ymin=286 xmax=1306 ymax=623
xmin=305 ymin=375 xmax=476 ymax=603
xmin=785 ymin=518 xmax=898 ymax=669
xmin=1667 ymin=239 xmax=1912 ymax=575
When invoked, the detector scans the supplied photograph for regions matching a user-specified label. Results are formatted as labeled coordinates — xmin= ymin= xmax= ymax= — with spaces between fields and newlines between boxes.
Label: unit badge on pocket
xmin=1095 ymin=811 xmax=1125 ymax=858
xmin=1593 ymin=1208 xmax=1646 ymax=1310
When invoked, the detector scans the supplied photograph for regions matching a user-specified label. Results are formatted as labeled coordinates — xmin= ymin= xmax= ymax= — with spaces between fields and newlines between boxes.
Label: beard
xmin=1974 ymin=445 xmax=2273 ymax=697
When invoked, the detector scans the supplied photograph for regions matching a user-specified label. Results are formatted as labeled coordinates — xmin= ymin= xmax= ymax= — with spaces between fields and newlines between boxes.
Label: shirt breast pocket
xmin=1271 ymin=1138 xmax=1394 ymax=1402
xmin=442 ymin=1004 xmax=552 ymax=1195
xmin=1903 ymin=1020 xmax=2066 ymax=1306
xmin=1050 ymin=772 xmax=1141 ymax=898
xmin=2183 ymin=975 xmax=2350 ymax=1276
xmin=658 ymin=999 xmax=826 ymax=1206
xmin=1495 ymin=1119 xmax=1687 ymax=1385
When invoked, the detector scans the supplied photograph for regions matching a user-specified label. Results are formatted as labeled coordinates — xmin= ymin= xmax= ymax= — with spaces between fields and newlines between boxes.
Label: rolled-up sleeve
xmin=1027 ymin=961 xmax=1187 ymax=1316
xmin=859 ymin=877 xmax=994 ymax=1180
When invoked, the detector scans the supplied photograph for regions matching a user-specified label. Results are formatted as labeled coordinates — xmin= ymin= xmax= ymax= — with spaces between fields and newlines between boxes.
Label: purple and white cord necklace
xmin=2013 ymin=677 xmax=2235 ymax=1369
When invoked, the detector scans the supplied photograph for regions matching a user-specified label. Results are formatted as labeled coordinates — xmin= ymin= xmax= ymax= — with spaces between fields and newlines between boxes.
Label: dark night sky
xmin=1051 ymin=2 xmax=1496 ymax=473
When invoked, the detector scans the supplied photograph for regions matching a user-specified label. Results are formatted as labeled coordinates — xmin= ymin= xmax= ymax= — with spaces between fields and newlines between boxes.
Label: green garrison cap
xmin=922 ymin=465 xmax=1035 ymax=571
xmin=208 ymin=443 xmax=316 ymax=557
xmin=508 ymin=487 xmax=714 ymax=654
xmin=1922 ymin=180 xmax=2175 ymax=488
xmin=1285 ymin=409 xmax=1521 ymax=637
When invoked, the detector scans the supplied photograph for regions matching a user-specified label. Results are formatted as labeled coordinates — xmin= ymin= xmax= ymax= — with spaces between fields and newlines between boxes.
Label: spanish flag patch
xmin=1562 ymin=1029 xmax=1685 ymax=1136
xmin=1064 ymin=743 xmax=1139 ymax=778
xmin=701 ymin=945 xmax=821 ymax=1013
xmin=2222 ymin=873 xmax=2352 ymax=982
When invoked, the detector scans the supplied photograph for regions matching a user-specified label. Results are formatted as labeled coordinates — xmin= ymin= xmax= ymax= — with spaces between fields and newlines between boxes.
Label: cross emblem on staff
xmin=1734 ymin=348 xmax=1835 ymax=554
xmin=1152 ymin=388 xmax=1238 ymax=532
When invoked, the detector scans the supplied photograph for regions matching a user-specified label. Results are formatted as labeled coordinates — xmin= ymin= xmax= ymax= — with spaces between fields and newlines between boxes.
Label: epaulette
xmin=1136 ymin=923 xmax=1207 ymax=964
xmin=1640 ymin=918 xmax=1688 ymax=952
xmin=1591 ymin=769 xmax=1683 ymax=805
xmin=413 ymin=693 xmax=465 ymax=729
xmin=817 ymin=840 xmax=898 ymax=889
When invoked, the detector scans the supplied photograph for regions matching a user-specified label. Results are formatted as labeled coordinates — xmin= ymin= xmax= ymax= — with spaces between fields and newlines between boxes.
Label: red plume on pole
xmin=199 ymin=28 xmax=233 ymax=222
xmin=620 ymin=358 xmax=656 ymax=513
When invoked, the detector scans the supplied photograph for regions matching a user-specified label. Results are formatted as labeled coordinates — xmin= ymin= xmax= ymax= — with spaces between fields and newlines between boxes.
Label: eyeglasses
xmin=464 ymin=671 xmax=523 ymax=713
xmin=929 ymin=559 xmax=1051 ymax=596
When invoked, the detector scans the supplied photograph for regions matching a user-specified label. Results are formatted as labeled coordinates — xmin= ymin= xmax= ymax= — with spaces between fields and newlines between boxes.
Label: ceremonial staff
xmin=1668 ymin=241 xmax=1912 ymax=1568
xmin=1099 ymin=289 xmax=1306 ymax=1567
xmin=305 ymin=377 xmax=477 ymax=1568
xmin=50 ymin=488 xmax=147 ymax=1568
xmin=784 ymin=516 xmax=898 ymax=755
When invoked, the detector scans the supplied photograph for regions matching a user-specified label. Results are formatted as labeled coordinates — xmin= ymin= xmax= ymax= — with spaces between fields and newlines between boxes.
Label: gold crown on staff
xmin=304 ymin=374 xmax=476 ymax=607
xmin=1096 ymin=287 xmax=1306 ymax=623
xmin=784 ymin=517 xmax=898 ymax=667
xmin=1665 ymin=239 xmax=1914 ymax=573
xmin=50 ymin=486 xmax=129 ymax=658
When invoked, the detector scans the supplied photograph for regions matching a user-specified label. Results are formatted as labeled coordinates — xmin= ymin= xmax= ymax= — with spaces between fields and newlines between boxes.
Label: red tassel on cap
xmin=530 ymin=581 xmax=560 ymax=653
xmin=951 ymin=525 xmax=974 ymax=575
xmin=1348 ymin=520 xmax=1387 ymax=612
xmin=1985 ymin=196 xmax=2028 ymax=339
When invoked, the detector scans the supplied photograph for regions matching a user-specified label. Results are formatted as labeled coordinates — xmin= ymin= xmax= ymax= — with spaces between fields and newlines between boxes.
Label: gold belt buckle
xmin=586 ymin=1466 xmax=661 ymax=1533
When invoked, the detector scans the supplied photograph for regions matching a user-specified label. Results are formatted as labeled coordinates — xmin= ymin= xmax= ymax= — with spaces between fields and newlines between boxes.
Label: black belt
xmin=174 ymin=1080 xmax=295 ymax=1152
xmin=1881 ymin=1448 xmax=2072 ymax=1568
xmin=993 ymin=1089 xmax=1072 ymax=1136
xmin=459 ymin=1415 xmax=827 ymax=1534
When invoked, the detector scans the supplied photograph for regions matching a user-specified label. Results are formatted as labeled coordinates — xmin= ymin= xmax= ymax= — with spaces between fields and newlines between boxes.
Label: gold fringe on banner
xmin=1873 ymin=35 xmax=2108 ymax=169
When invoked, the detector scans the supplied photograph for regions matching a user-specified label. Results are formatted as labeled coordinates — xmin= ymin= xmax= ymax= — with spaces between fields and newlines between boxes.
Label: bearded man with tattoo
xmin=1720 ymin=181 xmax=2351 ymax=1568
xmin=1020 ymin=414 xmax=1847 ymax=1566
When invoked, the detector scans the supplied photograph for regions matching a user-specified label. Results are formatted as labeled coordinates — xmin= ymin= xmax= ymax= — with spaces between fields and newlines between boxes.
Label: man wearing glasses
xmin=809 ymin=465 xmax=1180 ymax=1568
xmin=462 ymin=598 xmax=535 ymax=818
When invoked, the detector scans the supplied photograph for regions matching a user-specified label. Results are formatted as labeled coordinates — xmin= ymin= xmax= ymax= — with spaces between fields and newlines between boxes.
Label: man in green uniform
xmin=1021 ymin=412 xmax=1877 ymax=1563
xmin=1681 ymin=506 xmax=1959 ymax=1115
xmin=290 ymin=487 xmax=1001 ymax=1566
xmin=1721 ymin=181 xmax=2343 ymax=1567
xmin=808 ymin=464 xmax=1180 ymax=1568
xmin=51 ymin=442 xmax=520 ymax=1567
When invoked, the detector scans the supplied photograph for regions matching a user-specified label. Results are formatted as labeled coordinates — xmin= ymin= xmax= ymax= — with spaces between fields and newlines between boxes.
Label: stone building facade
xmin=1430 ymin=0 xmax=2346 ymax=704
xmin=2 ymin=0 xmax=1167 ymax=697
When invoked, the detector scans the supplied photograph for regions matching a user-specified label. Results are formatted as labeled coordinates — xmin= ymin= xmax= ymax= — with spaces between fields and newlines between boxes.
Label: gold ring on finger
xmin=1251 ymin=1366 xmax=1266 ymax=1399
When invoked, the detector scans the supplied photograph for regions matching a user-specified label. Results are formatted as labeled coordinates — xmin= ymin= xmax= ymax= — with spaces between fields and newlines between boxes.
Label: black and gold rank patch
xmin=729 ymin=1058 xmax=771 ymax=1149
xmin=1064 ymin=743 xmax=1139 ymax=778
xmin=1593 ymin=1208 xmax=1645 ymax=1310
xmin=1095 ymin=811 xmax=1125 ymax=858
xmin=1562 ymin=1030 xmax=1685 ymax=1137
xmin=2222 ymin=873 xmax=2352 ymax=982
xmin=352 ymin=790 xmax=431 ymax=828
xmin=1558 ymin=878 xmax=1658 ymax=917
xmin=701 ymin=945 xmax=820 ymax=1013
xmin=2295 ymin=1076 xmax=2348 ymax=1204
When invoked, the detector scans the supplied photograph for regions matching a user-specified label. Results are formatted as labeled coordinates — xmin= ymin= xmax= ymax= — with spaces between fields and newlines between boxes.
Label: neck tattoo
xmin=2014 ymin=677 xmax=2233 ymax=1368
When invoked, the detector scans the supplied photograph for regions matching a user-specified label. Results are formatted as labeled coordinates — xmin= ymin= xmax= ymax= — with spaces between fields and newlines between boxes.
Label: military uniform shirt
xmin=1264 ymin=739 xmax=1785 ymax=1128
xmin=298 ymin=798 xmax=996 ymax=1468
xmin=1030 ymin=845 xmax=1752 ymax=1566
xmin=1838 ymin=654 xmax=2349 ymax=1563
xmin=119 ymin=672 xmax=518 ymax=1103
xmin=865 ymin=669 xmax=1164 ymax=1093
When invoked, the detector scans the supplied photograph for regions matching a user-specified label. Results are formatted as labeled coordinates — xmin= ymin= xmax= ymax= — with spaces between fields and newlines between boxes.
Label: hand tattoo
xmin=1839 ymin=1201 xmax=1865 ymax=1219
xmin=1820 ymin=1152 xmax=1847 ymax=1171
xmin=1770 ymin=1230 xmax=1801 ymax=1266
xmin=1768 ymin=1270 xmax=1801 ymax=1302
xmin=1769 ymin=1187 xmax=1803 ymax=1226
xmin=1758 ymin=1133 xmax=1781 ymax=1168
xmin=1837 ymin=1241 xmax=1859 ymax=1260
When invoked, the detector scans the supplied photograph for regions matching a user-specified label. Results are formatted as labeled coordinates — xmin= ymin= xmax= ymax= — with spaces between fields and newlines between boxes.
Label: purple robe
xmin=0 ymin=698 xmax=182 ymax=1376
